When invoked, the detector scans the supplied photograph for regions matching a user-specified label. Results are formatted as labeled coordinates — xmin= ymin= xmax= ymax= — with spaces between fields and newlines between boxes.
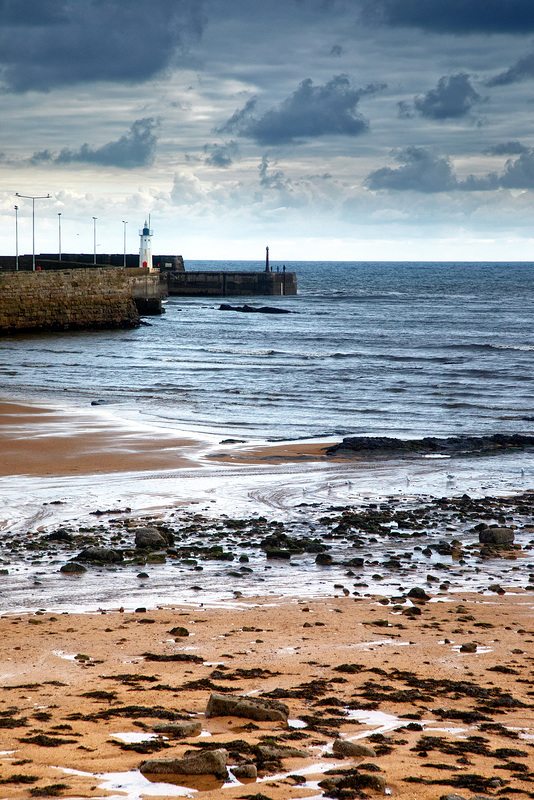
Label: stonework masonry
xmin=0 ymin=269 xmax=140 ymax=333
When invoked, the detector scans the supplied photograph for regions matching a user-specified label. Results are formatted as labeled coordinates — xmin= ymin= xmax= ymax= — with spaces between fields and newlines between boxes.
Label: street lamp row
xmin=14 ymin=193 xmax=51 ymax=272
xmin=14 ymin=201 xmax=131 ymax=270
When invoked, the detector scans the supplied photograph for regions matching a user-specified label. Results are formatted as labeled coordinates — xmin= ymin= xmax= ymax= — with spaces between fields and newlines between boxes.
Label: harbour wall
xmin=167 ymin=270 xmax=297 ymax=296
xmin=0 ymin=253 xmax=185 ymax=271
xmin=0 ymin=269 xmax=143 ymax=333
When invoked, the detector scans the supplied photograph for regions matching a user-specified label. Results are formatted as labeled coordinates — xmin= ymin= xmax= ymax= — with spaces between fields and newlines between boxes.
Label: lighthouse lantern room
xmin=139 ymin=220 xmax=153 ymax=271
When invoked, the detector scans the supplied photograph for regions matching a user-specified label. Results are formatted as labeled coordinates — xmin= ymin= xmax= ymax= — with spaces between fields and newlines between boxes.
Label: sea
xmin=1 ymin=259 xmax=534 ymax=441
xmin=1 ymin=260 xmax=534 ymax=613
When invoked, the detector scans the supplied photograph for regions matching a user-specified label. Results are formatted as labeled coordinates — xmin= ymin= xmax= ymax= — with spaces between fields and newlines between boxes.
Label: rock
xmin=407 ymin=587 xmax=430 ymax=601
xmin=205 ymin=692 xmax=289 ymax=723
xmin=60 ymin=562 xmax=87 ymax=573
xmin=135 ymin=527 xmax=169 ymax=550
xmin=479 ymin=527 xmax=515 ymax=545
xmin=326 ymin=433 xmax=534 ymax=457
xmin=460 ymin=642 xmax=477 ymax=653
xmin=231 ymin=763 xmax=258 ymax=780
xmin=265 ymin=549 xmax=291 ymax=560
xmin=319 ymin=773 xmax=387 ymax=792
xmin=255 ymin=744 xmax=308 ymax=760
xmin=152 ymin=721 xmax=201 ymax=738
xmin=219 ymin=303 xmax=291 ymax=314
xmin=169 ymin=626 xmax=189 ymax=637
xmin=315 ymin=553 xmax=333 ymax=566
xmin=440 ymin=795 xmax=467 ymax=800
xmin=46 ymin=530 xmax=73 ymax=543
xmin=333 ymin=739 xmax=377 ymax=758
xmin=75 ymin=547 xmax=123 ymax=564
xmin=140 ymin=748 xmax=228 ymax=779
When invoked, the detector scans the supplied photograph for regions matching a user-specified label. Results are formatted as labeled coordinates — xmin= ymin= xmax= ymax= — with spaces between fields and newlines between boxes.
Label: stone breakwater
xmin=0 ymin=269 xmax=140 ymax=333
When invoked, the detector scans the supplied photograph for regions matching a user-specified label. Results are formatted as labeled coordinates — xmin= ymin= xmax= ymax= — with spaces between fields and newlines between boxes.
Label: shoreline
xmin=0 ymin=399 xmax=337 ymax=478
xmin=1 ymin=397 xmax=534 ymax=799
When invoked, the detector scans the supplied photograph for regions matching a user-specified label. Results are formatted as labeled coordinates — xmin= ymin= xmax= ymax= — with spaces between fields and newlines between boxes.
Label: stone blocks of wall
xmin=0 ymin=269 xmax=140 ymax=333
xmin=166 ymin=271 xmax=297 ymax=297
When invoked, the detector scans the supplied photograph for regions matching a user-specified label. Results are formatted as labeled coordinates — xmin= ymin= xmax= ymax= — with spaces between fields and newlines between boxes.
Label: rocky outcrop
xmin=326 ymin=433 xmax=534 ymax=458
xmin=205 ymin=692 xmax=289 ymax=723
xmin=219 ymin=303 xmax=291 ymax=314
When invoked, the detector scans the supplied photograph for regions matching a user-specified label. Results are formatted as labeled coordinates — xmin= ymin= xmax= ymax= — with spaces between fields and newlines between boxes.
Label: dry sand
xmin=0 ymin=594 xmax=533 ymax=800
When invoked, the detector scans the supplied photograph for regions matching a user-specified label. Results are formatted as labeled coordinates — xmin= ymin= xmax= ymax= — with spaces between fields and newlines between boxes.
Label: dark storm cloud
xmin=30 ymin=118 xmax=159 ymax=168
xmin=361 ymin=0 xmax=534 ymax=34
xmin=413 ymin=73 xmax=484 ymax=119
xmin=365 ymin=147 xmax=457 ymax=192
xmin=217 ymin=75 xmax=385 ymax=145
xmin=486 ymin=51 xmax=534 ymax=86
xmin=499 ymin=150 xmax=534 ymax=188
xmin=485 ymin=141 xmax=529 ymax=155
xmin=203 ymin=141 xmax=240 ymax=168
xmin=0 ymin=0 xmax=203 ymax=92
xmin=366 ymin=145 xmax=534 ymax=192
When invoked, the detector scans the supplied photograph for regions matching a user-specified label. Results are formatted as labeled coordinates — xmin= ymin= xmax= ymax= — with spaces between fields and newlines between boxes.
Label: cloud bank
xmin=361 ymin=0 xmax=534 ymax=35
xmin=30 ymin=118 xmax=159 ymax=168
xmin=0 ymin=0 xmax=203 ymax=92
xmin=218 ymin=75 xmax=385 ymax=145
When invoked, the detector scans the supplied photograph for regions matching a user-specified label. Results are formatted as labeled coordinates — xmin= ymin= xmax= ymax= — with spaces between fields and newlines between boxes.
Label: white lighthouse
xmin=139 ymin=219 xmax=153 ymax=271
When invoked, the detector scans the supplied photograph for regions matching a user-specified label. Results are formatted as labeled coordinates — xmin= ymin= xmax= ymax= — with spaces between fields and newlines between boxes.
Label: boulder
xmin=479 ymin=527 xmax=514 ymax=545
xmin=152 ymin=721 xmax=202 ymax=738
xmin=135 ymin=527 xmax=169 ymax=550
xmin=231 ymin=764 xmax=258 ymax=780
xmin=407 ymin=587 xmax=430 ymax=601
xmin=60 ymin=562 xmax=87 ymax=573
xmin=169 ymin=626 xmax=189 ymax=637
xmin=255 ymin=744 xmax=308 ymax=760
xmin=75 ymin=547 xmax=123 ymax=564
xmin=140 ymin=748 xmax=228 ymax=779
xmin=460 ymin=642 xmax=477 ymax=653
xmin=333 ymin=739 xmax=377 ymax=758
xmin=205 ymin=692 xmax=289 ymax=723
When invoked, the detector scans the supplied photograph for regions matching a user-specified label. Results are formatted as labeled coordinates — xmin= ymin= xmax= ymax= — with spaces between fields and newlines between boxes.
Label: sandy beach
xmin=1 ymin=593 xmax=533 ymax=800
xmin=0 ymin=401 xmax=334 ymax=477
xmin=1 ymin=399 xmax=533 ymax=800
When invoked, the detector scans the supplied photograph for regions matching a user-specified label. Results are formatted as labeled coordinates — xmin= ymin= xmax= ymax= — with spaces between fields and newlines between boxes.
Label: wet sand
xmin=0 ymin=401 xmax=333 ymax=477
xmin=0 ymin=593 xmax=533 ymax=800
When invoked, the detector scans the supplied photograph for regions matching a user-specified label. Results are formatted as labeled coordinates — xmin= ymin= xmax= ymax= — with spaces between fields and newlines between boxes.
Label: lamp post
xmin=14 ymin=205 xmax=18 ymax=271
xmin=58 ymin=213 xmax=62 ymax=262
xmin=93 ymin=216 xmax=97 ymax=264
xmin=122 ymin=220 xmax=128 ymax=267
xmin=15 ymin=192 xmax=51 ymax=272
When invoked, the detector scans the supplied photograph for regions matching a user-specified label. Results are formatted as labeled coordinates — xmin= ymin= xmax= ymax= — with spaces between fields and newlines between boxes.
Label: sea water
xmin=1 ymin=260 xmax=534 ymax=441
xmin=1 ymin=261 xmax=534 ymax=613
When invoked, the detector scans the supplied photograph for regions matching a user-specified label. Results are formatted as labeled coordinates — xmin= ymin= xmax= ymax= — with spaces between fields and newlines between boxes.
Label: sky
xmin=3 ymin=0 xmax=534 ymax=262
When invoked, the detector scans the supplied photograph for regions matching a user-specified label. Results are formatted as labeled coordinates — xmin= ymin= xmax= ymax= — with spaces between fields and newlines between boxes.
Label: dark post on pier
xmin=265 ymin=245 xmax=270 ymax=272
